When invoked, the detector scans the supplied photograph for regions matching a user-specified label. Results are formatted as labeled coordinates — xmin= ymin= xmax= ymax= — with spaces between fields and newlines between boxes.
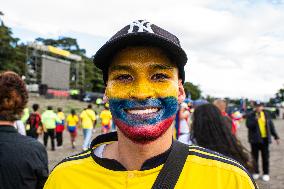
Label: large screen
xmin=41 ymin=55 xmax=70 ymax=90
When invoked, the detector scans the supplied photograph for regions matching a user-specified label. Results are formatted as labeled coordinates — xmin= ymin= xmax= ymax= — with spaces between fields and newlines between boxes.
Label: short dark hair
xmin=47 ymin=106 xmax=53 ymax=110
xmin=87 ymin=104 xmax=92 ymax=109
xmin=57 ymin=107 xmax=62 ymax=112
xmin=32 ymin=104 xmax=39 ymax=112
xmin=71 ymin=109 xmax=76 ymax=115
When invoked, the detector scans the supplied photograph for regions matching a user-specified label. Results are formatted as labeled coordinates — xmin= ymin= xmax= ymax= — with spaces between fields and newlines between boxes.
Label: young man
xmin=80 ymin=104 xmax=96 ymax=150
xmin=42 ymin=106 xmax=60 ymax=151
xmin=246 ymin=101 xmax=280 ymax=182
xmin=26 ymin=104 xmax=42 ymax=139
xmin=100 ymin=103 xmax=112 ymax=134
xmin=44 ymin=20 xmax=257 ymax=188
xmin=55 ymin=107 xmax=65 ymax=148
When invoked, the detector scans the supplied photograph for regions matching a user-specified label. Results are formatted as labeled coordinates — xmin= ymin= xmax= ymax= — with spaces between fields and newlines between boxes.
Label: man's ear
xmin=103 ymin=92 xmax=109 ymax=103
xmin=178 ymin=80 xmax=186 ymax=104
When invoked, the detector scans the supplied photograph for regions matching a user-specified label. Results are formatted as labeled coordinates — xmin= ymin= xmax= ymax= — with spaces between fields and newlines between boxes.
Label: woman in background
xmin=0 ymin=71 xmax=48 ymax=188
xmin=191 ymin=103 xmax=253 ymax=172
xmin=66 ymin=109 xmax=79 ymax=149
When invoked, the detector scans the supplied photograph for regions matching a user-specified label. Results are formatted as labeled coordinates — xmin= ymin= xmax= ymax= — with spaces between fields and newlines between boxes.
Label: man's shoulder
xmin=185 ymin=145 xmax=255 ymax=184
xmin=51 ymin=149 xmax=93 ymax=173
xmin=4 ymin=134 xmax=46 ymax=157
xmin=20 ymin=135 xmax=46 ymax=149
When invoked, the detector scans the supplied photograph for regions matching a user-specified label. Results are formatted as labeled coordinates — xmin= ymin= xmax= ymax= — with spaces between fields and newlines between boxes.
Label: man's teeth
xmin=127 ymin=108 xmax=159 ymax=115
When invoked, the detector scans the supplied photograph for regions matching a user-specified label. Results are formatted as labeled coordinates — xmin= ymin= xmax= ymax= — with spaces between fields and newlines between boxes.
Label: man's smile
xmin=125 ymin=107 xmax=160 ymax=115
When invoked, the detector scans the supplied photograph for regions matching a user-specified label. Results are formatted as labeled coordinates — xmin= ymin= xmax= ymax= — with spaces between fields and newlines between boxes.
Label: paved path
xmin=46 ymin=119 xmax=284 ymax=188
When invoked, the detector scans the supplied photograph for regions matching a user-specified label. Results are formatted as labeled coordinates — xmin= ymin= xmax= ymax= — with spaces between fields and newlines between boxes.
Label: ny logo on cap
xmin=128 ymin=20 xmax=154 ymax=34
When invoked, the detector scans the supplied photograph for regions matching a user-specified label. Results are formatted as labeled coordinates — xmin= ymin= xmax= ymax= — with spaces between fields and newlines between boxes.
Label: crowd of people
xmin=0 ymin=20 xmax=280 ymax=189
xmin=19 ymin=103 xmax=113 ymax=151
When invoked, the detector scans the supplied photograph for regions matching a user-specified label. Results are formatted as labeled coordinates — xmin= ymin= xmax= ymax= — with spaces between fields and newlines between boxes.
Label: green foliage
xmin=0 ymin=23 xmax=26 ymax=75
xmin=183 ymin=82 xmax=201 ymax=100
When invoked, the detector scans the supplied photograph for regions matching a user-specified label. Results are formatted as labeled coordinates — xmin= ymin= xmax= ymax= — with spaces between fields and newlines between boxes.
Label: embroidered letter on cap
xmin=128 ymin=20 xmax=154 ymax=34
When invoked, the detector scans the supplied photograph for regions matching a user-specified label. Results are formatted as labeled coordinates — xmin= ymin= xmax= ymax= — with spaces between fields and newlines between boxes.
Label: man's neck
xmin=104 ymin=128 xmax=173 ymax=171
xmin=0 ymin=121 xmax=14 ymax=126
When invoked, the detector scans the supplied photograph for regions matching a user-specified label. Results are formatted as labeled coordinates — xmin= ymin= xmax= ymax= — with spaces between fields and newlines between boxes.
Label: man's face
xmin=255 ymin=105 xmax=264 ymax=113
xmin=106 ymin=47 xmax=185 ymax=143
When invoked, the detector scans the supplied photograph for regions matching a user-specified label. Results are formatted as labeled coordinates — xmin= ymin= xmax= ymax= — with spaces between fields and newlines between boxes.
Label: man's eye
xmin=151 ymin=73 xmax=169 ymax=81
xmin=115 ymin=74 xmax=133 ymax=82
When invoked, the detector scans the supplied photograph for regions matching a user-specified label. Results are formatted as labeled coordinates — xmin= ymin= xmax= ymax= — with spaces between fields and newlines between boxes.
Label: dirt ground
xmin=43 ymin=118 xmax=284 ymax=189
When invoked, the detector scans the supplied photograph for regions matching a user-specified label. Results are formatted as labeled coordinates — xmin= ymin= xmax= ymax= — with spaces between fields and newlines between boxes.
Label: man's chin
xmin=114 ymin=116 xmax=175 ymax=144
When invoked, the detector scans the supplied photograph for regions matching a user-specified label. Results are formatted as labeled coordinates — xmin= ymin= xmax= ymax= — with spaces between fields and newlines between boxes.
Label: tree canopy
xmin=183 ymin=82 xmax=201 ymax=100
xmin=0 ymin=22 xmax=26 ymax=75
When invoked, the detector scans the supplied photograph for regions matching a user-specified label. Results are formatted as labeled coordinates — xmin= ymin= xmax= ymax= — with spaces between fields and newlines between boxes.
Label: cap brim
xmin=93 ymin=32 xmax=187 ymax=82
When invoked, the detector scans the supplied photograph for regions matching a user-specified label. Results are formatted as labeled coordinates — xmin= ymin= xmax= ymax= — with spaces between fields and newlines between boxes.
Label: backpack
xmin=26 ymin=113 xmax=41 ymax=130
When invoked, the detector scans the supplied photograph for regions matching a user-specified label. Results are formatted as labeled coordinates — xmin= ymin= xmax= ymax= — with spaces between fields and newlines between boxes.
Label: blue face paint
xmin=109 ymin=97 xmax=178 ymax=126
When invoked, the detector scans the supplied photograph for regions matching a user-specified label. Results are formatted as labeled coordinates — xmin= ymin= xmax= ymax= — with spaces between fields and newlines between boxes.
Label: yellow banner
xmin=47 ymin=46 xmax=71 ymax=57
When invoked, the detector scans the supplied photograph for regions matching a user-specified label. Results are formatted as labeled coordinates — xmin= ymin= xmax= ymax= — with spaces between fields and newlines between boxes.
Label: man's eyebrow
xmin=109 ymin=65 xmax=132 ymax=72
xmin=150 ymin=64 xmax=175 ymax=70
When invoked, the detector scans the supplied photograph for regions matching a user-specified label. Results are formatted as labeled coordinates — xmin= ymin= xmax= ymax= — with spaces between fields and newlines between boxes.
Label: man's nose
xmin=129 ymin=80 xmax=155 ymax=100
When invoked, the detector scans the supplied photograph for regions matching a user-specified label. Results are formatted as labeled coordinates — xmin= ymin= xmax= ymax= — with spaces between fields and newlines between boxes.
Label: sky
xmin=1 ymin=0 xmax=284 ymax=101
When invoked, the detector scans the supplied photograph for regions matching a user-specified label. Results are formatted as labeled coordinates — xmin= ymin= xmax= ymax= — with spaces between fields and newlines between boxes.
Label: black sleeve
xmin=268 ymin=118 xmax=279 ymax=140
xmin=34 ymin=144 xmax=49 ymax=189
xmin=246 ymin=113 xmax=258 ymax=129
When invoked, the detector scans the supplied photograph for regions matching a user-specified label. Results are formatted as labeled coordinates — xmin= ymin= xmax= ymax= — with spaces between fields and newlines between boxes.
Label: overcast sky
xmin=1 ymin=0 xmax=284 ymax=100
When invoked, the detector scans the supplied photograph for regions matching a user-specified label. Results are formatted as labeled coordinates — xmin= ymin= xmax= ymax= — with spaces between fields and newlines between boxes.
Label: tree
xmin=0 ymin=22 xmax=26 ymax=75
xmin=183 ymin=82 xmax=202 ymax=100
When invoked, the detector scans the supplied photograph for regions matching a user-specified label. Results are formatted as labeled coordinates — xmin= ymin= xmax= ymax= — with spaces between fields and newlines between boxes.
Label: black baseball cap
xmin=93 ymin=20 xmax=188 ymax=84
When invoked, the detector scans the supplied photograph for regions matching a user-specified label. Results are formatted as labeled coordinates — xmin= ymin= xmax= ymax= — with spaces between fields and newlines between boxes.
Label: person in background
xmin=0 ymin=71 xmax=48 ymax=189
xmin=177 ymin=102 xmax=191 ymax=145
xmin=26 ymin=104 xmax=42 ymax=139
xmin=246 ymin=101 xmax=280 ymax=182
xmin=100 ymin=103 xmax=112 ymax=134
xmin=191 ymin=103 xmax=253 ymax=172
xmin=14 ymin=107 xmax=30 ymax=135
xmin=14 ymin=119 xmax=26 ymax=135
xmin=55 ymin=107 xmax=65 ymax=149
xmin=80 ymin=104 xmax=96 ymax=151
xmin=213 ymin=99 xmax=237 ymax=135
xmin=21 ymin=107 xmax=30 ymax=124
xmin=42 ymin=106 xmax=60 ymax=151
xmin=66 ymin=109 xmax=79 ymax=149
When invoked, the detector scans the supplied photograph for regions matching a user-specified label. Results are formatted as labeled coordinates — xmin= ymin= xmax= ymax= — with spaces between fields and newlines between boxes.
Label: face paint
xmin=109 ymin=97 xmax=178 ymax=143
xmin=106 ymin=47 xmax=180 ymax=143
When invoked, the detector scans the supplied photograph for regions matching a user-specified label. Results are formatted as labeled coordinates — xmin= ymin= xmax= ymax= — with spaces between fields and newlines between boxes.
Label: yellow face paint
xmin=106 ymin=47 xmax=179 ymax=100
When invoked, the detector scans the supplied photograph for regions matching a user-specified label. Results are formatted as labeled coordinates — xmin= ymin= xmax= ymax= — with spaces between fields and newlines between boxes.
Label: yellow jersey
xmin=44 ymin=133 xmax=257 ymax=189
xmin=80 ymin=109 xmax=96 ymax=129
xmin=100 ymin=110 xmax=112 ymax=126
xmin=257 ymin=111 xmax=267 ymax=138
xmin=66 ymin=115 xmax=79 ymax=126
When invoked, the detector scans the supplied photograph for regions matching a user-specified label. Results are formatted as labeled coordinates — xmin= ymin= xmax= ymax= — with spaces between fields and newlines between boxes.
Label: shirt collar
xmin=90 ymin=132 xmax=172 ymax=171
xmin=0 ymin=125 xmax=17 ymax=133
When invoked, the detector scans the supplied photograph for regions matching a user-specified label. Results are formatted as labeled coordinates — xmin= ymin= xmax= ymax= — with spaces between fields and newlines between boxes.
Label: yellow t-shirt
xmin=44 ymin=136 xmax=257 ymax=189
xmin=66 ymin=115 xmax=79 ymax=126
xmin=257 ymin=111 xmax=267 ymax=138
xmin=57 ymin=112 xmax=65 ymax=122
xmin=100 ymin=110 xmax=112 ymax=126
xmin=80 ymin=109 xmax=96 ymax=129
